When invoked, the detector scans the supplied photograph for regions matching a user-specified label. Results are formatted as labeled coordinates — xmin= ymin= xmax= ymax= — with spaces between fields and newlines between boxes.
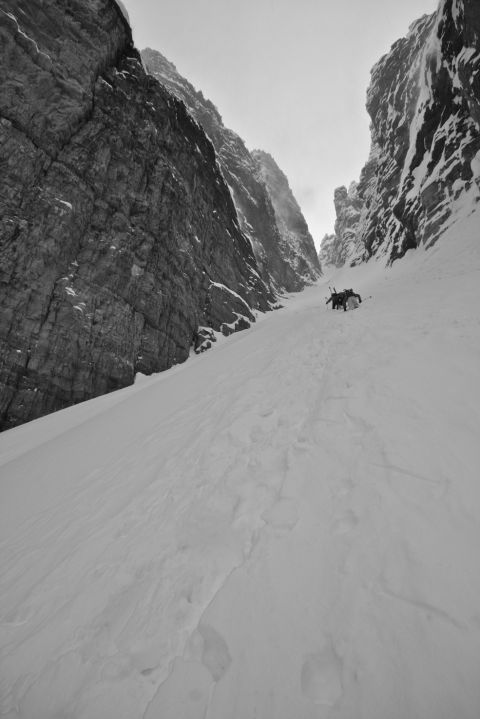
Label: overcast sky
xmin=121 ymin=0 xmax=439 ymax=248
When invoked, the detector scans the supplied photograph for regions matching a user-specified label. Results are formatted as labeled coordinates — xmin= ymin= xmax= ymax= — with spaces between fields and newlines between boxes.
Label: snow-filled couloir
xmin=1 ymin=209 xmax=480 ymax=718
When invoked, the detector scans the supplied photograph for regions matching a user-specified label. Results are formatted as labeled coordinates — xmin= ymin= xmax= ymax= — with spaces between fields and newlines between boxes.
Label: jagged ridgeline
xmin=0 ymin=0 xmax=319 ymax=430
xmin=141 ymin=49 xmax=320 ymax=290
xmin=320 ymin=0 xmax=480 ymax=267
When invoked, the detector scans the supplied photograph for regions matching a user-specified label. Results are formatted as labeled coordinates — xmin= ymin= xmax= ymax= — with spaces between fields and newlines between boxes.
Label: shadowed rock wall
xmin=0 ymin=0 xmax=273 ymax=430
xmin=252 ymin=150 xmax=321 ymax=282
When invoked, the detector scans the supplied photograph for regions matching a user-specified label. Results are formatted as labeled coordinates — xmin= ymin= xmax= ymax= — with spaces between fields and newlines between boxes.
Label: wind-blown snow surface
xmin=1 ymin=211 xmax=480 ymax=718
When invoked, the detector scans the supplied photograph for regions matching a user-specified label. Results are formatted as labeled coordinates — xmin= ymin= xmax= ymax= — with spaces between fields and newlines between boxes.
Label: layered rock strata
xmin=323 ymin=0 xmax=480 ymax=265
xmin=141 ymin=49 xmax=321 ymax=290
xmin=0 ymin=0 xmax=274 ymax=429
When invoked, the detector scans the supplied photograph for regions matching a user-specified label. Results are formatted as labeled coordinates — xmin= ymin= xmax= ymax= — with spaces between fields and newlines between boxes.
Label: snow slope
xmin=1 ymin=210 xmax=480 ymax=718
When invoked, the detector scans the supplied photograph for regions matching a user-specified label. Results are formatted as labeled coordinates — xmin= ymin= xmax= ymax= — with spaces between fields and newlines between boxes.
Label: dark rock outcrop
xmin=252 ymin=150 xmax=321 ymax=283
xmin=141 ymin=48 xmax=321 ymax=291
xmin=0 ymin=0 xmax=274 ymax=430
xmin=326 ymin=0 xmax=480 ymax=265
xmin=318 ymin=233 xmax=336 ymax=268
xmin=319 ymin=183 xmax=366 ymax=267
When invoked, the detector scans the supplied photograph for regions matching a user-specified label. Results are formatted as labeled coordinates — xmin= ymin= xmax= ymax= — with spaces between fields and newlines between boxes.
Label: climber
xmin=342 ymin=288 xmax=362 ymax=311
xmin=325 ymin=288 xmax=345 ymax=310
xmin=326 ymin=288 xmax=362 ymax=311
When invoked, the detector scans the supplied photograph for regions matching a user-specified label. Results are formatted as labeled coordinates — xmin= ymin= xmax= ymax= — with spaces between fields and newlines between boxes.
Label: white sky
xmin=121 ymin=0 xmax=439 ymax=248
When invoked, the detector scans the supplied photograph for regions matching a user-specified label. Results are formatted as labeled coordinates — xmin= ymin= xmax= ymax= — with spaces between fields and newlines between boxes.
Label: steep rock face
xmin=251 ymin=150 xmax=320 ymax=282
xmin=325 ymin=182 xmax=366 ymax=267
xmin=141 ymin=48 xmax=321 ymax=290
xmin=318 ymin=233 xmax=336 ymax=268
xmin=330 ymin=0 xmax=480 ymax=265
xmin=0 ymin=0 xmax=273 ymax=430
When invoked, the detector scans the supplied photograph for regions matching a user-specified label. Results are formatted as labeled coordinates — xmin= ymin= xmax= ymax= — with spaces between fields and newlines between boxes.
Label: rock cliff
xmin=318 ymin=233 xmax=336 ymax=268
xmin=322 ymin=0 xmax=480 ymax=266
xmin=327 ymin=182 xmax=366 ymax=267
xmin=252 ymin=150 xmax=320 ymax=283
xmin=141 ymin=48 xmax=321 ymax=291
xmin=0 ymin=0 xmax=276 ymax=430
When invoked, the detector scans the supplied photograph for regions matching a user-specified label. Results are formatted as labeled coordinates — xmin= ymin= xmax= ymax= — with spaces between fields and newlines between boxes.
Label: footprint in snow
xmin=293 ymin=436 xmax=311 ymax=452
xmin=301 ymin=645 xmax=343 ymax=707
xmin=143 ymin=657 xmax=211 ymax=719
xmin=262 ymin=498 xmax=299 ymax=532
xmin=198 ymin=623 xmax=232 ymax=682
xmin=332 ymin=509 xmax=359 ymax=535
xmin=2 ymin=604 xmax=31 ymax=626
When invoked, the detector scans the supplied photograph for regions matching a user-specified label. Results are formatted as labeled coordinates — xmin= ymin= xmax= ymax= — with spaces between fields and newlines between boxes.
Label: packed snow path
xmin=1 ymin=214 xmax=480 ymax=718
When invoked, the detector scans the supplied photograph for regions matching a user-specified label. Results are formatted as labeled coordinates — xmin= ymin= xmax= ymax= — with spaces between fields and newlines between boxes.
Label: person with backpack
xmin=326 ymin=288 xmax=362 ymax=311
xmin=343 ymin=288 xmax=362 ymax=311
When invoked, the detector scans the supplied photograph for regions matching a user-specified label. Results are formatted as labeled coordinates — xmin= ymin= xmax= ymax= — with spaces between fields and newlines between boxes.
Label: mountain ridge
xmin=321 ymin=1 xmax=480 ymax=267
xmin=141 ymin=47 xmax=321 ymax=293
